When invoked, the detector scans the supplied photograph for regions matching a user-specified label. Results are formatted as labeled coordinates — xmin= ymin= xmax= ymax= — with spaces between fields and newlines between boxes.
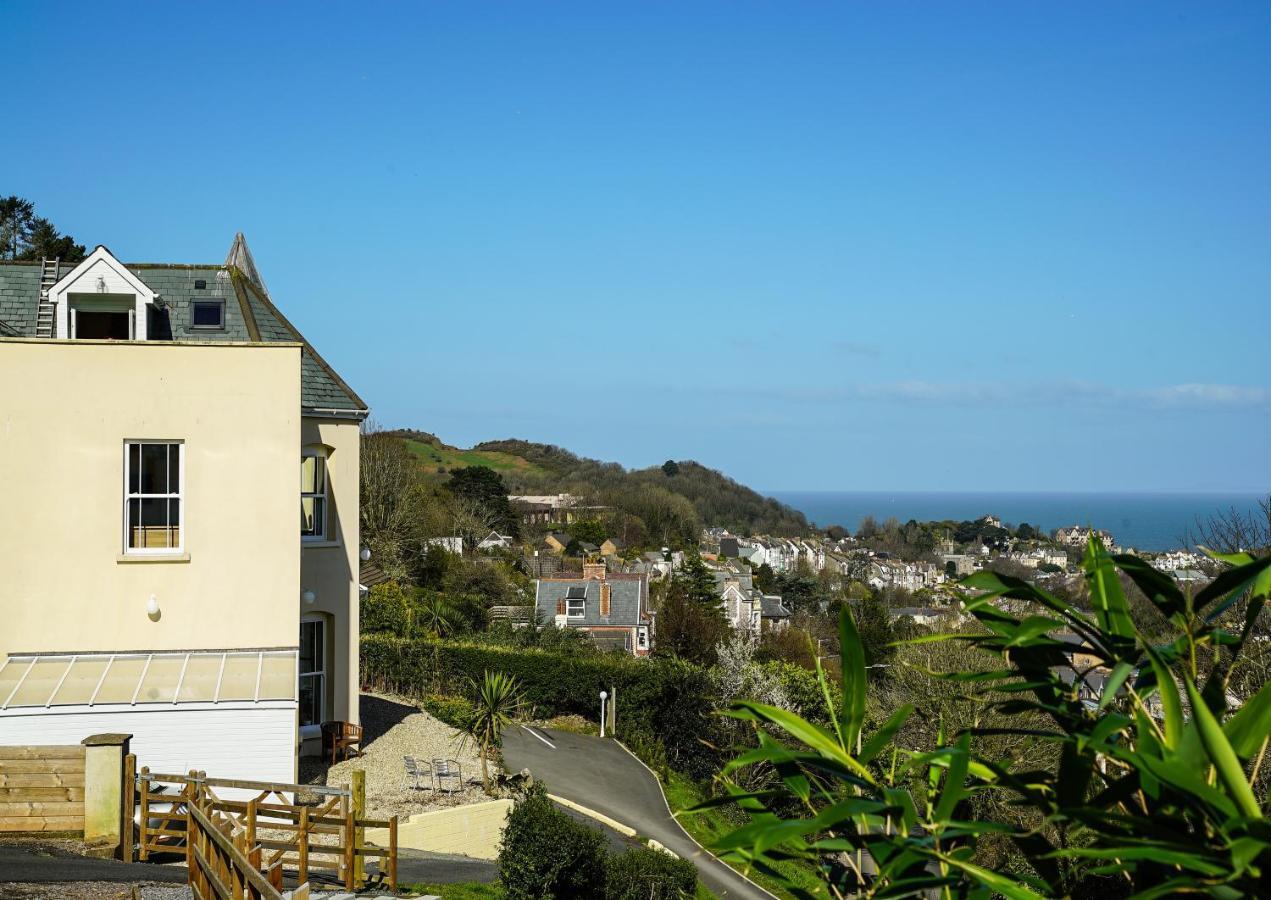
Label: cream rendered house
xmin=0 ymin=236 xmax=367 ymax=781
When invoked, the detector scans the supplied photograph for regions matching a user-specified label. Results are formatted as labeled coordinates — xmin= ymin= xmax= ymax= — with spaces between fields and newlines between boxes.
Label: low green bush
xmin=498 ymin=784 xmax=606 ymax=899
xmin=603 ymin=846 xmax=697 ymax=899
xmin=360 ymin=582 xmax=413 ymax=637
xmin=420 ymin=693 xmax=476 ymax=730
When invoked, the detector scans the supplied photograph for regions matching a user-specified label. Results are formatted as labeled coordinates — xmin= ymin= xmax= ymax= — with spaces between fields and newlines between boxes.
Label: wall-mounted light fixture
xmin=146 ymin=594 xmax=160 ymax=619
xmin=301 ymin=589 xmax=316 ymax=605
xmin=96 ymin=276 xmax=107 ymax=293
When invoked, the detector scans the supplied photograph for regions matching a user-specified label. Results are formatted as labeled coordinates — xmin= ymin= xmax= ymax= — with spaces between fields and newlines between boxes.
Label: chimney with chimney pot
xmin=583 ymin=561 xmax=606 ymax=581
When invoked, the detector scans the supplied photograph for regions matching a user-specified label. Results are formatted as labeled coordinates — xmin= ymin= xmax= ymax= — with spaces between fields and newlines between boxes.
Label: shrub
xmin=420 ymin=693 xmax=475 ymax=730
xmin=498 ymin=784 xmax=606 ymax=899
xmin=603 ymin=846 xmax=697 ymax=899
xmin=360 ymin=582 xmax=413 ymax=637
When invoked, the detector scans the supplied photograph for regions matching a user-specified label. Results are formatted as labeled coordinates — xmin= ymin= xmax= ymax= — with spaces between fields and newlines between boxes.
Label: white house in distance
xmin=0 ymin=237 xmax=367 ymax=782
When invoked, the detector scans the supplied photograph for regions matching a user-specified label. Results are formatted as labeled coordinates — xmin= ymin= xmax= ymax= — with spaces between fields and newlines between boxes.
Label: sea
xmin=769 ymin=492 xmax=1267 ymax=553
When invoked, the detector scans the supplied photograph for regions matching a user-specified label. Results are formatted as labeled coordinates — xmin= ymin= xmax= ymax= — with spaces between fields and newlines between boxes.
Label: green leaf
xmin=1084 ymin=537 xmax=1135 ymax=640
xmin=1194 ymin=552 xmax=1271 ymax=611
xmin=1057 ymin=844 xmax=1226 ymax=875
xmin=932 ymin=733 xmax=972 ymax=824
xmin=1003 ymin=615 xmax=1067 ymax=646
xmin=1225 ymin=678 xmax=1271 ymax=759
xmin=1099 ymin=661 xmax=1135 ymax=710
xmin=1144 ymin=646 xmax=1183 ymax=749
xmin=928 ymin=848 xmax=1047 ymax=900
xmin=727 ymin=700 xmax=876 ymax=785
xmin=1113 ymin=553 xmax=1187 ymax=618
xmin=1185 ymin=676 xmax=1263 ymax=819
xmin=838 ymin=603 xmax=867 ymax=752
xmin=859 ymin=703 xmax=913 ymax=765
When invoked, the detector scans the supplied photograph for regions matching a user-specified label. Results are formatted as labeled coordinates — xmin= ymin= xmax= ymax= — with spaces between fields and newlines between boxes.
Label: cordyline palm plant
xmin=460 ymin=670 xmax=525 ymax=796
xmin=695 ymin=538 xmax=1271 ymax=898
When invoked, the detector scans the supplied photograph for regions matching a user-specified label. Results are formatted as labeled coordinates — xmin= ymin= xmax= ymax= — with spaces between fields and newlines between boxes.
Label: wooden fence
xmin=0 ymin=745 xmax=85 ymax=833
xmin=137 ymin=768 xmax=396 ymax=891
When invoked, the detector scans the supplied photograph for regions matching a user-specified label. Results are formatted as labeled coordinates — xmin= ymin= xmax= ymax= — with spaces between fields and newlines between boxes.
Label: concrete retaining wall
xmin=366 ymin=799 xmax=512 ymax=860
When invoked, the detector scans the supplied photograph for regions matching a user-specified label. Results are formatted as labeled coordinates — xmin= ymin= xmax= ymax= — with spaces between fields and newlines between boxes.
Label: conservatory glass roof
xmin=0 ymin=650 xmax=296 ymax=710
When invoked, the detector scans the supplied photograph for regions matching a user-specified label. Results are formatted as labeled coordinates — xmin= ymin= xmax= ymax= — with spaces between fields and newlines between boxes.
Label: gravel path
xmin=306 ymin=693 xmax=489 ymax=820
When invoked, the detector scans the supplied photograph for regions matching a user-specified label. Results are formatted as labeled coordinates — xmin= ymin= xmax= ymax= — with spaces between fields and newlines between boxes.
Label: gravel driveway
xmin=306 ymin=693 xmax=489 ymax=820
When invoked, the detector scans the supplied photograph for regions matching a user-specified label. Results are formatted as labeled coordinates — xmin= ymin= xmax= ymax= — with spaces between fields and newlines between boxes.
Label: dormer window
xmin=71 ymin=300 xmax=134 ymax=340
xmin=566 ymin=585 xmax=586 ymax=618
xmin=50 ymin=246 xmax=158 ymax=340
xmin=190 ymin=299 xmax=225 ymax=330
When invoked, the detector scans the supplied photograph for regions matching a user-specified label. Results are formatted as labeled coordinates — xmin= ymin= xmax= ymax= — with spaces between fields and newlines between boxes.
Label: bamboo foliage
xmin=697 ymin=539 xmax=1271 ymax=897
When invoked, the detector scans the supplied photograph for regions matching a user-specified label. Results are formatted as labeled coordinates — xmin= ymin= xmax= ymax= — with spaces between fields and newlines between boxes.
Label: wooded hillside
xmin=388 ymin=431 xmax=810 ymax=539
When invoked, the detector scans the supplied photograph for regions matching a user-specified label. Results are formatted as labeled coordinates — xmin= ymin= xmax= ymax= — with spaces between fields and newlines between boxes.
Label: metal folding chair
xmin=433 ymin=758 xmax=462 ymax=793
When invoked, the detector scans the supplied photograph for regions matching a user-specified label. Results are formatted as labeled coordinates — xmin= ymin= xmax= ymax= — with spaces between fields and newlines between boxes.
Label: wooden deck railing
xmin=188 ymin=799 xmax=287 ymax=900
xmin=136 ymin=768 xmax=396 ymax=891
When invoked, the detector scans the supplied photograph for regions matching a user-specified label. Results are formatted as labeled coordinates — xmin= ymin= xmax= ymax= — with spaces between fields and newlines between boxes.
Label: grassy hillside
xmin=392 ymin=430 xmax=550 ymax=479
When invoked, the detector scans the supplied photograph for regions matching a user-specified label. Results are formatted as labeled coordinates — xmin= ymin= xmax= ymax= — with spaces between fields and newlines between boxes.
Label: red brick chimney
xmin=582 ymin=561 xmax=606 ymax=582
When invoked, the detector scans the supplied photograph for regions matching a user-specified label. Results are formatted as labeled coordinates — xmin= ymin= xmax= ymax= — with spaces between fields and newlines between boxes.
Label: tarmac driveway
xmin=503 ymin=726 xmax=774 ymax=899
xmin=0 ymin=841 xmax=186 ymax=884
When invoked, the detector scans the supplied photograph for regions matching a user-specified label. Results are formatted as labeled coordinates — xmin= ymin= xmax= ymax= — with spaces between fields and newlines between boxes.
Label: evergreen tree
xmin=0 ymin=197 xmax=85 ymax=262
xmin=677 ymin=551 xmax=718 ymax=605
xmin=19 ymin=218 xmax=86 ymax=263
xmin=446 ymin=466 xmax=519 ymax=537
xmin=0 ymin=196 xmax=33 ymax=260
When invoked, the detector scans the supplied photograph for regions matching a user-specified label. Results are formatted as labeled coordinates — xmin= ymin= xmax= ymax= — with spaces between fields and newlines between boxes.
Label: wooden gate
xmin=189 ymin=797 xmax=287 ymax=900
xmin=0 ymin=745 xmax=85 ymax=833
xmin=136 ymin=769 xmax=396 ymax=891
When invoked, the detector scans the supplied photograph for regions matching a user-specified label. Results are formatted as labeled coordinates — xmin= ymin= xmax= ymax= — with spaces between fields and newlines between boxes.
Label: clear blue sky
xmin=3 ymin=2 xmax=1268 ymax=493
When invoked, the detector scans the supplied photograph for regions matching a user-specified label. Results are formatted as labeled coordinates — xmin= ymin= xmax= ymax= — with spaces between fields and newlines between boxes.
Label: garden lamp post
xmin=599 ymin=690 xmax=608 ymax=738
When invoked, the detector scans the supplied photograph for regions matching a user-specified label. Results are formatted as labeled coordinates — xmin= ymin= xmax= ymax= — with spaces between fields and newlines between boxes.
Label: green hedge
xmin=362 ymin=634 xmax=719 ymax=777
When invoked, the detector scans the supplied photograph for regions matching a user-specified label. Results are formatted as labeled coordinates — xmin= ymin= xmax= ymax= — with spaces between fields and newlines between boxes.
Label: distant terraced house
xmin=0 ymin=236 xmax=367 ymax=782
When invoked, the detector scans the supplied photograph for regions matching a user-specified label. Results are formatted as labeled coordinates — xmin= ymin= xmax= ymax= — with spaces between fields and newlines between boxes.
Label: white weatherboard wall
xmin=0 ymin=704 xmax=295 ymax=784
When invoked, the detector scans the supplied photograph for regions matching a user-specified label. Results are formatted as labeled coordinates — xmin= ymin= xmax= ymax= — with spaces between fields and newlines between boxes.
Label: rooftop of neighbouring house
xmin=534 ymin=573 xmax=649 ymax=626
xmin=0 ymin=235 xmax=366 ymax=416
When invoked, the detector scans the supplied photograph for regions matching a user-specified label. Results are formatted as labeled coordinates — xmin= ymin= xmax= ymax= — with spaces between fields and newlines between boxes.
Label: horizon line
xmin=765 ymin=488 xmax=1268 ymax=497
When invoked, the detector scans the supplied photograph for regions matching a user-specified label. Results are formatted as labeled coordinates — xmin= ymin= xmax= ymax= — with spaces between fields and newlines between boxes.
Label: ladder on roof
xmin=35 ymin=257 xmax=59 ymax=337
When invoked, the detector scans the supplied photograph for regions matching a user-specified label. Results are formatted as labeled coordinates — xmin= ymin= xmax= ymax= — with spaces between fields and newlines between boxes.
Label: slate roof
xmin=359 ymin=560 xmax=393 ymax=590
xmin=760 ymin=595 xmax=792 ymax=618
xmin=0 ymin=256 xmax=366 ymax=415
xmin=534 ymin=576 xmax=647 ymax=627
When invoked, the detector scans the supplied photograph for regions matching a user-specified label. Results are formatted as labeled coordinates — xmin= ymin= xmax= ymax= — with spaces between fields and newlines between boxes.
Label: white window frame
xmin=122 ymin=441 xmax=184 ymax=555
xmin=301 ymin=453 xmax=328 ymax=542
xmin=566 ymin=599 xmax=586 ymax=618
xmin=298 ymin=617 xmax=326 ymax=733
